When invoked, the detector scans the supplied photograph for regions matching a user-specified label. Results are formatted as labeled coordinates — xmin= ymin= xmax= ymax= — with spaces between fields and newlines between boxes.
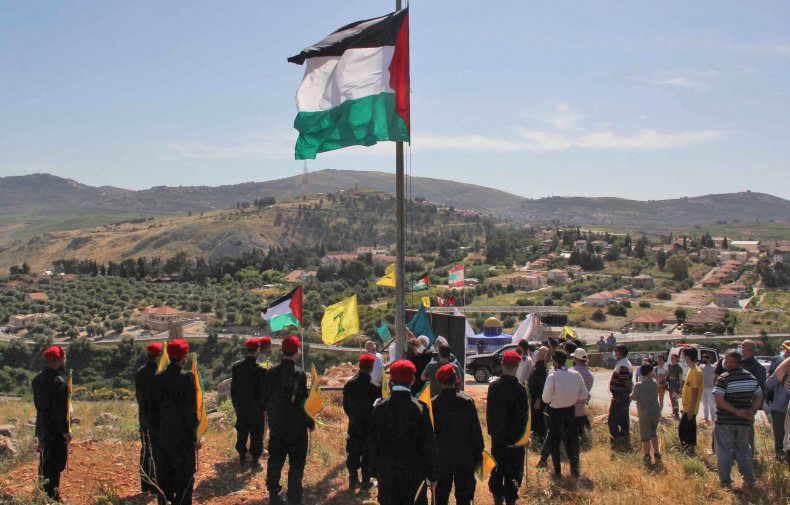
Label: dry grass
xmin=0 ymin=394 xmax=788 ymax=504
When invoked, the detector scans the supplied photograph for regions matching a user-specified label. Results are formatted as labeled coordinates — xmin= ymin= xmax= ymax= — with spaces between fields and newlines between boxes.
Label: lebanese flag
xmin=261 ymin=285 xmax=303 ymax=331
xmin=436 ymin=296 xmax=446 ymax=307
xmin=447 ymin=295 xmax=456 ymax=307
xmin=448 ymin=264 xmax=464 ymax=288
xmin=288 ymin=8 xmax=409 ymax=160
xmin=412 ymin=272 xmax=429 ymax=291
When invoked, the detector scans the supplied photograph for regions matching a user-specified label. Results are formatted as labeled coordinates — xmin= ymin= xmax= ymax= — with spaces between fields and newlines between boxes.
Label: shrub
xmin=656 ymin=290 xmax=671 ymax=300
xmin=639 ymin=301 xmax=651 ymax=308
xmin=592 ymin=309 xmax=607 ymax=322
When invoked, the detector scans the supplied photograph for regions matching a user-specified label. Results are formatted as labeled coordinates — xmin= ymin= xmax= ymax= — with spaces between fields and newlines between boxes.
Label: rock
xmin=93 ymin=413 xmax=119 ymax=426
xmin=207 ymin=412 xmax=226 ymax=425
xmin=71 ymin=417 xmax=81 ymax=425
xmin=204 ymin=391 xmax=218 ymax=412
xmin=0 ymin=436 xmax=17 ymax=458
xmin=0 ymin=425 xmax=16 ymax=438
xmin=5 ymin=418 xmax=18 ymax=425
xmin=217 ymin=378 xmax=232 ymax=405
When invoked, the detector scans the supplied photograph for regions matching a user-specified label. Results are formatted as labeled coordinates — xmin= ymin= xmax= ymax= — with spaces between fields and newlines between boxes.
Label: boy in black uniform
xmin=368 ymin=359 xmax=439 ymax=505
xmin=150 ymin=339 xmax=198 ymax=505
xmin=231 ymin=337 xmax=267 ymax=471
xmin=432 ymin=364 xmax=483 ymax=505
xmin=264 ymin=335 xmax=314 ymax=505
xmin=32 ymin=346 xmax=71 ymax=502
xmin=135 ymin=342 xmax=163 ymax=493
xmin=487 ymin=351 xmax=528 ymax=505
xmin=342 ymin=353 xmax=381 ymax=491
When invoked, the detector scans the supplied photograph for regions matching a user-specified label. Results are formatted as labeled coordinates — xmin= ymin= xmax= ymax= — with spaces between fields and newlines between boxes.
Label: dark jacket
xmin=342 ymin=372 xmax=381 ymax=437
xmin=528 ymin=360 xmax=548 ymax=406
xmin=368 ymin=390 xmax=439 ymax=482
xmin=263 ymin=359 xmax=315 ymax=442
xmin=487 ymin=375 xmax=528 ymax=446
xmin=432 ymin=388 xmax=484 ymax=471
xmin=150 ymin=363 xmax=198 ymax=448
xmin=32 ymin=367 xmax=69 ymax=441
xmin=231 ymin=355 xmax=267 ymax=413
xmin=408 ymin=351 xmax=432 ymax=395
xmin=134 ymin=359 xmax=158 ymax=428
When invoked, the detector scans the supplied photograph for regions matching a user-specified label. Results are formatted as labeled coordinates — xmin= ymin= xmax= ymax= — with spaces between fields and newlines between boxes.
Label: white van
xmin=667 ymin=344 xmax=719 ymax=379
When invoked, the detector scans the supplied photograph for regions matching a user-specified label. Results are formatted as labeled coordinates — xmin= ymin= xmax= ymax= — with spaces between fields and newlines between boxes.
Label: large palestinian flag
xmin=261 ymin=286 xmax=303 ymax=331
xmin=288 ymin=8 xmax=409 ymax=160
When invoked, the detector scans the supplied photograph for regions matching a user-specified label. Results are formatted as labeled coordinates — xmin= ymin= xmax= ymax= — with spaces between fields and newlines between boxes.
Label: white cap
xmin=572 ymin=348 xmax=588 ymax=361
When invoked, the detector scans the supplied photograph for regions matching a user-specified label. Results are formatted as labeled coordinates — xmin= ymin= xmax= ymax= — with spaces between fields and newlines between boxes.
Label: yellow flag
xmin=376 ymin=264 xmax=397 ymax=287
xmin=157 ymin=341 xmax=170 ymax=372
xmin=191 ymin=354 xmax=208 ymax=440
xmin=304 ymin=364 xmax=323 ymax=421
xmin=321 ymin=294 xmax=359 ymax=345
xmin=381 ymin=368 xmax=391 ymax=399
xmin=475 ymin=450 xmax=497 ymax=480
xmin=421 ymin=296 xmax=431 ymax=309
xmin=562 ymin=326 xmax=575 ymax=339
xmin=416 ymin=383 xmax=433 ymax=426
xmin=67 ymin=370 xmax=74 ymax=434
xmin=508 ymin=390 xmax=532 ymax=448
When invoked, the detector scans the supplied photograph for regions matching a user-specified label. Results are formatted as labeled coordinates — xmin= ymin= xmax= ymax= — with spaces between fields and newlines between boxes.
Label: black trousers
xmin=531 ymin=406 xmax=546 ymax=440
xmin=378 ymin=470 xmax=427 ymax=505
xmin=346 ymin=433 xmax=371 ymax=482
xmin=234 ymin=407 xmax=264 ymax=459
xmin=678 ymin=413 xmax=697 ymax=450
xmin=608 ymin=391 xmax=631 ymax=444
xmin=436 ymin=467 xmax=475 ymax=505
xmin=266 ymin=433 xmax=308 ymax=503
xmin=38 ymin=437 xmax=68 ymax=500
xmin=548 ymin=406 xmax=580 ymax=476
xmin=488 ymin=444 xmax=524 ymax=502
xmin=155 ymin=444 xmax=196 ymax=505
xmin=139 ymin=427 xmax=157 ymax=493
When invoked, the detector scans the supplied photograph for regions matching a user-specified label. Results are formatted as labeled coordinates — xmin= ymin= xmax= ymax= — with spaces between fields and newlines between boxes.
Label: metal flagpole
xmin=394 ymin=0 xmax=406 ymax=361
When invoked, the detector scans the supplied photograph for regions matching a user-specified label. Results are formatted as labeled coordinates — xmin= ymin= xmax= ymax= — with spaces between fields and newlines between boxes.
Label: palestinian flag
xmin=412 ymin=272 xmax=429 ymax=291
xmin=261 ymin=286 xmax=303 ymax=331
xmin=288 ymin=8 xmax=410 ymax=160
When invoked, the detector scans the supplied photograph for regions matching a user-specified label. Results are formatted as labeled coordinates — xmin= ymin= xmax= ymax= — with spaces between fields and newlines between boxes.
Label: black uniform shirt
xmin=486 ymin=374 xmax=528 ymax=446
xmin=231 ymin=355 xmax=267 ymax=412
xmin=432 ymin=388 xmax=484 ymax=470
xmin=134 ymin=359 xmax=158 ymax=428
xmin=150 ymin=363 xmax=198 ymax=448
xmin=342 ymin=372 xmax=381 ymax=436
xmin=32 ymin=367 xmax=69 ymax=441
xmin=263 ymin=359 xmax=314 ymax=441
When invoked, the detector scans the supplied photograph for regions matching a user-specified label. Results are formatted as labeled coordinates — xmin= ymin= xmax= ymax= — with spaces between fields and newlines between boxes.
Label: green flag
xmin=377 ymin=321 xmax=393 ymax=344
xmin=407 ymin=306 xmax=436 ymax=346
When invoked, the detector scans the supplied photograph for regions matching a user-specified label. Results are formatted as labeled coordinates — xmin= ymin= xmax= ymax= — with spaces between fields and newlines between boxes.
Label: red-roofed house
xmin=714 ymin=289 xmax=740 ymax=308
xmin=284 ymin=270 xmax=316 ymax=283
xmin=143 ymin=306 xmax=191 ymax=331
xmin=585 ymin=292 xmax=613 ymax=307
xmin=25 ymin=292 xmax=49 ymax=303
xmin=631 ymin=312 xmax=667 ymax=331
xmin=5 ymin=280 xmax=24 ymax=289
xmin=702 ymin=278 xmax=721 ymax=289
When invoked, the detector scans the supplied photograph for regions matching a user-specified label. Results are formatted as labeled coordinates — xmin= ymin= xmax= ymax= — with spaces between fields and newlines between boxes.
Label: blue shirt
xmin=767 ymin=354 xmax=789 ymax=414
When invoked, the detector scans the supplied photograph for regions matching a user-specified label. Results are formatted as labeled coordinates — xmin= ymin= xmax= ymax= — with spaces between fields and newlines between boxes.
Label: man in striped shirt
xmin=608 ymin=344 xmax=633 ymax=449
xmin=713 ymin=349 xmax=763 ymax=488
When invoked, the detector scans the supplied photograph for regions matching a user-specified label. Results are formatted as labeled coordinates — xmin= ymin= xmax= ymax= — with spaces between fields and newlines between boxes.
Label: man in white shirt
xmin=365 ymin=341 xmax=384 ymax=385
xmin=515 ymin=339 xmax=534 ymax=385
xmin=542 ymin=350 xmax=588 ymax=479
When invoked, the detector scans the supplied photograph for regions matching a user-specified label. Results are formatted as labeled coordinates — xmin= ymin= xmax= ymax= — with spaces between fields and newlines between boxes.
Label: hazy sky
xmin=1 ymin=1 xmax=789 ymax=199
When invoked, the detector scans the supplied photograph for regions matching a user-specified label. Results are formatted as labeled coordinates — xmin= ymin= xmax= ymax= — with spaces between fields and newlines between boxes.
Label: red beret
xmin=502 ymin=351 xmax=521 ymax=366
xmin=166 ymin=339 xmax=190 ymax=361
xmin=258 ymin=336 xmax=272 ymax=347
xmin=390 ymin=360 xmax=417 ymax=385
xmin=244 ymin=338 xmax=260 ymax=351
xmin=282 ymin=335 xmax=301 ymax=354
xmin=436 ymin=363 xmax=457 ymax=382
xmin=359 ymin=354 xmax=375 ymax=369
xmin=43 ymin=346 xmax=65 ymax=362
xmin=146 ymin=342 xmax=163 ymax=357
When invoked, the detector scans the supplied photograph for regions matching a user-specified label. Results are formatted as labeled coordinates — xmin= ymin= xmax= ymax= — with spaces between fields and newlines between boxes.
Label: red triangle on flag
xmin=289 ymin=285 xmax=303 ymax=325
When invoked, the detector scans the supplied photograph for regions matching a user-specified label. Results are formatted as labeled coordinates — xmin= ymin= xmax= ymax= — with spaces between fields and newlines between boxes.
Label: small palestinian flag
xmin=261 ymin=285 xmax=303 ymax=331
xmin=412 ymin=273 xmax=429 ymax=291
xmin=288 ymin=8 xmax=409 ymax=160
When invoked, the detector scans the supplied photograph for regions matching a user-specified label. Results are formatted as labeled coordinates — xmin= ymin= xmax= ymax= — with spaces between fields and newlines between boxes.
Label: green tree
xmin=665 ymin=255 xmax=689 ymax=281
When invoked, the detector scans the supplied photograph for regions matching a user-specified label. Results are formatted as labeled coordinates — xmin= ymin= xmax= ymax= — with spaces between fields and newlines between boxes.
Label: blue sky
xmin=1 ymin=1 xmax=788 ymax=200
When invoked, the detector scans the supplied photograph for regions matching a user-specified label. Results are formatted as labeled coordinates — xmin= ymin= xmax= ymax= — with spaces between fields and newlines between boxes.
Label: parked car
xmin=466 ymin=343 xmax=518 ymax=383
xmin=704 ymin=331 xmax=715 ymax=337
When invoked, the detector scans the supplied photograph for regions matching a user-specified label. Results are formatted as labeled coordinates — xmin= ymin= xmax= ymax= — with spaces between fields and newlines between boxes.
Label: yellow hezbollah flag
xmin=421 ymin=296 xmax=431 ymax=309
xmin=562 ymin=326 xmax=575 ymax=339
xmin=475 ymin=449 xmax=497 ymax=481
xmin=508 ymin=390 xmax=532 ymax=448
xmin=67 ymin=370 xmax=74 ymax=434
xmin=321 ymin=294 xmax=359 ymax=345
xmin=381 ymin=368 xmax=391 ymax=399
xmin=191 ymin=354 xmax=208 ymax=440
xmin=157 ymin=341 xmax=170 ymax=372
xmin=376 ymin=263 xmax=397 ymax=287
xmin=304 ymin=364 xmax=323 ymax=421
xmin=416 ymin=382 xmax=433 ymax=426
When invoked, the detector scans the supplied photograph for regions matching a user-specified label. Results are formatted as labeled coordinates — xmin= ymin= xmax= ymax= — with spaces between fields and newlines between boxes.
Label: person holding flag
xmin=263 ymin=336 xmax=314 ymax=505
xmin=486 ymin=351 xmax=528 ymax=505
xmin=342 ymin=354 xmax=382 ymax=491
xmin=32 ymin=346 xmax=71 ymax=502
xmin=431 ymin=364 xmax=483 ymax=505
xmin=150 ymin=339 xmax=197 ymax=505
xmin=231 ymin=338 xmax=268 ymax=471
xmin=368 ymin=360 xmax=438 ymax=505
xmin=135 ymin=342 xmax=163 ymax=494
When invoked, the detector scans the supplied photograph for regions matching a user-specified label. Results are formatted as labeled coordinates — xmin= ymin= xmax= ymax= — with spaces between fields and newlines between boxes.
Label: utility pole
xmin=394 ymin=0 xmax=406 ymax=360
xmin=302 ymin=161 xmax=308 ymax=201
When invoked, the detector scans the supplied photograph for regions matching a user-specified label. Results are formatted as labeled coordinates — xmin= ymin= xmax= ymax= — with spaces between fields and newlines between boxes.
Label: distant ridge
xmin=1 ymin=170 xmax=789 ymax=226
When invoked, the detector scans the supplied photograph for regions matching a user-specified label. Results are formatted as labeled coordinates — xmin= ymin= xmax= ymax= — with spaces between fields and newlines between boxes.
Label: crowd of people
xmin=28 ymin=334 xmax=790 ymax=504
